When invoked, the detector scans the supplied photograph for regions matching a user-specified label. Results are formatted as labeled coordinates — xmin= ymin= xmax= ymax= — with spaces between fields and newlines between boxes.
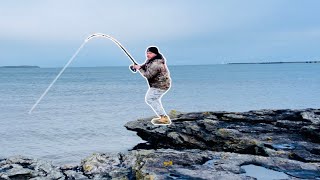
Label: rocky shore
xmin=1 ymin=108 xmax=320 ymax=179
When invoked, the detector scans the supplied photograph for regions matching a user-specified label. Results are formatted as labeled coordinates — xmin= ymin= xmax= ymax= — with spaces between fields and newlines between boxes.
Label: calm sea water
xmin=0 ymin=64 xmax=319 ymax=166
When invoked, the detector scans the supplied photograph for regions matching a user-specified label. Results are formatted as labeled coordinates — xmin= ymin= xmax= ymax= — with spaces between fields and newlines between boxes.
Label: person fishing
xmin=29 ymin=34 xmax=173 ymax=125
xmin=131 ymin=46 xmax=172 ymax=125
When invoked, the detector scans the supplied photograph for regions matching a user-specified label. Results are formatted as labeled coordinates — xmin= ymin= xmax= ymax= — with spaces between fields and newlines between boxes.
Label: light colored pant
xmin=145 ymin=87 xmax=168 ymax=117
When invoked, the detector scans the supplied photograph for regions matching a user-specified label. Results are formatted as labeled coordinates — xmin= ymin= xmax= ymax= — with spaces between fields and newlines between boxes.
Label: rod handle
xmin=129 ymin=64 xmax=137 ymax=73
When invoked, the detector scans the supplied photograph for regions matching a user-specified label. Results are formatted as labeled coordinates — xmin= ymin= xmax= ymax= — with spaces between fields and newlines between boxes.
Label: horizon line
xmin=0 ymin=63 xmax=221 ymax=68
xmin=1 ymin=60 xmax=320 ymax=68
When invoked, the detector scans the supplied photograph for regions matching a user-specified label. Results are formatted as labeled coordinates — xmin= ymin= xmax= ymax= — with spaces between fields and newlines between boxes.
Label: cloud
xmin=0 ymin=1 xmax=281 ymax=42
xmin=1 ymin=0 xmax=320 ymax=66
xmin=0 ymin=1 xmax=210 ymax=42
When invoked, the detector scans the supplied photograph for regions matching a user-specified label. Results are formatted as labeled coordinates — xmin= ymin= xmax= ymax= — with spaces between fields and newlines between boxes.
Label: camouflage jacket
xmin=139 ymin=58 xmax=171 ymax=90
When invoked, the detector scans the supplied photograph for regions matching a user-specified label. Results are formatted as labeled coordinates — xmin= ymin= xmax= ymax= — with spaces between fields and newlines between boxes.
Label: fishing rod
xmin=86 ymin=33 xmax=138 ymax=73
xmin=28 ymin=33 xmax=140 ymax=114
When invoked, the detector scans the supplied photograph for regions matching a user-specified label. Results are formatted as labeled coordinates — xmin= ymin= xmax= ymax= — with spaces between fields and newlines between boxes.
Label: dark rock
xmin=2 ymin=108 xmax=320 ymax=179
xmin=0 ymin=155 xmax=64 ymax=180
xmin=63 ymin=170 xmax=89 ymax=180
xmin=80 ymin=152 xmax=133 ymax=179
xmin=125 ymin=108 xmax=320 ymax=163
xmin=2 ymin=149 xmax=319 ymax=179
xmin=131 ymin=142 xmax=157 ymax=150
xmin=77 ymin=149 xmax=320 ymax=180
xmin=300 ymin=125 xmax=320 ymax=143
xmin=301 ymin=110 xmax=320 ymax=124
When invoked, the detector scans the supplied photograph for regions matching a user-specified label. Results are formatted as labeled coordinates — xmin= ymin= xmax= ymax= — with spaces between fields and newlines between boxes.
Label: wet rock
xmin=78 ymin=149 xmax=320 ymax=180
xmin=300 ymin=125 xmax=320 ymax=143
xmin=80 ymin=152 xmax=134 ymax=179
xmin=0 ymin=155 xmax=64 ymax=180
xmin=63 ymin=170 xmax=89 ymax=180
xmin=3 ymin=149 xmax=316 ymax=179
xmin=301 ymin=110 xmax=320 ymax=124
xmin=125 ymin=108 xmax=320 ymax=163
xmin=1 ymin=108 xmax=320 ymax=179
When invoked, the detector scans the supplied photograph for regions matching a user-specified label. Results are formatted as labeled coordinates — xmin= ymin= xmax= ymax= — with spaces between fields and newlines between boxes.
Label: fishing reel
xmin=129 ymin=64 xmax=137 ymax=73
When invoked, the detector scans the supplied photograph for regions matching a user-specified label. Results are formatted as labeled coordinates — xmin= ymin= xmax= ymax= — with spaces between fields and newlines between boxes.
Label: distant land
xmin=228 ymin=60 xmax=320 ymax=64
xmin=0 ymin=65 xmax=40 ymax=68
xmin=1 ymin=61 xmax=319 ymax=68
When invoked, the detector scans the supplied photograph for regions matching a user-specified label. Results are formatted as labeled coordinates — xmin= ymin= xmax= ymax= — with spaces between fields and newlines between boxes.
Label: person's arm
xmin=139 ymin=61 xmax=161 ymax=79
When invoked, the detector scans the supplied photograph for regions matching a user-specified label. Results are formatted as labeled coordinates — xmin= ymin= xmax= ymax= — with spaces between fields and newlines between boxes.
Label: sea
xmin=0 ymin=63 xmax=319 ymax=166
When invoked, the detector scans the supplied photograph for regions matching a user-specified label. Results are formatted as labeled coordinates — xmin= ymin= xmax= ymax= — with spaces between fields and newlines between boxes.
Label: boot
xmin=151 ymin=115 xmax=172 ymax=125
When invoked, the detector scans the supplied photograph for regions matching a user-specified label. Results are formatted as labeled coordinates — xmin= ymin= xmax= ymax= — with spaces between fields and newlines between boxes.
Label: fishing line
xmin=28 ymin=33 xmax=141 ymax=114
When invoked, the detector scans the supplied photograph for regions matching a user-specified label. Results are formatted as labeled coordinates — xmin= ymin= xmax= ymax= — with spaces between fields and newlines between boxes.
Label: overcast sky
xmin=1 ymin=1 xmax=320 ymax=67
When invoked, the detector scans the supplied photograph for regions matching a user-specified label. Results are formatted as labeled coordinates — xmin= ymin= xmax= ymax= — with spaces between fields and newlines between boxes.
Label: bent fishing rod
xmin=28 ymin=33 xmax=141 ymax=114
xmin=86 ymin=33 xmax=139 ymax=72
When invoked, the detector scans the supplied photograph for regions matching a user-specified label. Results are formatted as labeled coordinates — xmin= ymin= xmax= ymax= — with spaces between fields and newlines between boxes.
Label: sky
xmin=1 ymin=1 xmax=320 ymax=67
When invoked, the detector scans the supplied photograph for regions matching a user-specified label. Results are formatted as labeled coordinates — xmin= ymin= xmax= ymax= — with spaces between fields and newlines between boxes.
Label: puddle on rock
xmin=241 ymin=164 xmax=289 ymax=180
xmin=271 ymin=143 xmax=296 ymax=150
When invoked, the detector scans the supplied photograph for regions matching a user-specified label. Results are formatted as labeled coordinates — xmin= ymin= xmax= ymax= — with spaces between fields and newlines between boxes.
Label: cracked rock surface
xmin=1 ymin=108 xmax=320 ymax=179
xmin=125 ymin=108 xmax=320 ymax=163
xmin=1 ymin=149 xmax=319 ymax=179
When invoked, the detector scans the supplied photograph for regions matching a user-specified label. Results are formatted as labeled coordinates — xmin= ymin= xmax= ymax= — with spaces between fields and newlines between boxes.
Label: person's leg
xmin=145 ymin=87 xmax=168 ymax=117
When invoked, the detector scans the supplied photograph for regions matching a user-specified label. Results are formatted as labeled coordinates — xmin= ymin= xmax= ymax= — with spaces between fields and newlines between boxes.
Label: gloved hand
xmin=129 ymin=64 xmax=137 ymax=72
xmin=133 ymin=65 xmax=141 ymax=70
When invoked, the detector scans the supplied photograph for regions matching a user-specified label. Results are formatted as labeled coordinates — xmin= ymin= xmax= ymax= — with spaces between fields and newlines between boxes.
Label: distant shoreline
xmin=0 ymin=65 xmax=40 ymax=68
xmin=1 ymin=61 xmax=319 ymax=68
xmin=228 ymin=61 xmax=320 ymax=64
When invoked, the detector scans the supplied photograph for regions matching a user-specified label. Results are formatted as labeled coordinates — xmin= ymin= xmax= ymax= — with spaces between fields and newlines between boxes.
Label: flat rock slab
xmin=125 ymin=108 xmax=320 ymax=163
